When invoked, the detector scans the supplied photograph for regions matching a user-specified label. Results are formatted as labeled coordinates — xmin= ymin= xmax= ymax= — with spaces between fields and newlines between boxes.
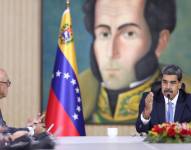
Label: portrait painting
xmin=43 ymin=0 xmax=191 ymax=124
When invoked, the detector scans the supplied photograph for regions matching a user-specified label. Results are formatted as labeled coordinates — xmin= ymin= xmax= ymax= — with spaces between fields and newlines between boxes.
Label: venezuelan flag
xmin=45 ymin=7 xmax=86 ymax=136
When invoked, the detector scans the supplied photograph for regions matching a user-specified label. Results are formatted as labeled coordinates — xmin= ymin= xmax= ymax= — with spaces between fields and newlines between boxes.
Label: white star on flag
xmin=75 ymin=88 xmax=80 ymax=93
xmin=72 ymin=113 xmax=78 ymax=120
xmin=77 ymin=97 xmax=81 ymax=103
xmin=71 ymin=79 xmax=76 ymax=85
xmin=76 ymin=106 xmax=81 ymax=112
xmin=63 ymin=72 xmax=70 ymax=79
xmin=56 ymin=70 xmax=62 ymax=77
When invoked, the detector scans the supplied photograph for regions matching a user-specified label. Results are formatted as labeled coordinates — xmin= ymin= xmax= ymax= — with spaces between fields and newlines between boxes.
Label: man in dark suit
xmin=136 ymin=64 xmax=191 ymax=133
xmin=0 ymin=68 xmax=44 ymax=130
xmin=0 ymin=68 xmax=48 ymax=149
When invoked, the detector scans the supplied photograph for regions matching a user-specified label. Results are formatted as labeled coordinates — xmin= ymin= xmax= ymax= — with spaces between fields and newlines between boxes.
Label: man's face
xmin=161 ymin=74 xmax=181 ymax=100
xmin=0 ymin=71 xmax=10 ymax=98
xmin=94 ymin=0 xmax=152 ymax=90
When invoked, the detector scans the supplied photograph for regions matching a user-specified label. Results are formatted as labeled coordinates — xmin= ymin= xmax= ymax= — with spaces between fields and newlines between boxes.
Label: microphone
xmin=167 ymin=94 xmax=171 ymax=103
xmin=167 ymin=94 xmax=170 ymax=100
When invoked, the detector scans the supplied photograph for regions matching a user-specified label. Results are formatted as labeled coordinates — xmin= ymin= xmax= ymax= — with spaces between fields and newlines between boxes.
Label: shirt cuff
xmin=141 ymin=113 xmax=150 ymax=125
xmin=27 ymin=127 xmax=35 ymax=136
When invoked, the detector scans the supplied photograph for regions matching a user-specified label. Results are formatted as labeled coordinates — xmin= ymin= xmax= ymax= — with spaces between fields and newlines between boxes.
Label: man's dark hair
xmin=162 ymin=64 xmax=183 ymax=81
xmin=145 ymin=0 xmax=176 ymax=35
xmin=83 ymin=0 xmax=176 ymax=87
xmin=83 ymin=0 xmax=176 ymax=35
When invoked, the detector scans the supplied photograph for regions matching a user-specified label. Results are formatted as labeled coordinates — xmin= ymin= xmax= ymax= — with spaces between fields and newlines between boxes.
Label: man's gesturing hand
xmin=143 ymin=92 xmax=154 ymax=119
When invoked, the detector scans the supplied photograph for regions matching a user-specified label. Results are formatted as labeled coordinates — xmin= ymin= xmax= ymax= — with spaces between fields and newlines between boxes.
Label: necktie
xmin=166 ymin=101 xmax=174 ymax=123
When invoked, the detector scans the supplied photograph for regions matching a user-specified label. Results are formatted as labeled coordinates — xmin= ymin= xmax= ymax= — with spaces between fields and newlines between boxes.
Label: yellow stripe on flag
xmin=58 ymin=8 xmax=78 ymax=75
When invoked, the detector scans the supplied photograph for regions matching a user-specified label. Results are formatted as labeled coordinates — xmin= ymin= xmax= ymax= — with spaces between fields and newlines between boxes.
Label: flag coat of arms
xmin=45 ymin=7 xmax=86 ymax=136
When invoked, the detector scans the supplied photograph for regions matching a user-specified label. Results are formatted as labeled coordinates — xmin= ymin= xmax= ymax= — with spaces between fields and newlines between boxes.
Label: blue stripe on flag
xmin=51 ymin=47 xmax=85 ymax=135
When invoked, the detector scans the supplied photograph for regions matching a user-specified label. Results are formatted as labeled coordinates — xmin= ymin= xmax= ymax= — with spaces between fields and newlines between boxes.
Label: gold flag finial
xmin=66 ymin=0 xmax=70 ymax=8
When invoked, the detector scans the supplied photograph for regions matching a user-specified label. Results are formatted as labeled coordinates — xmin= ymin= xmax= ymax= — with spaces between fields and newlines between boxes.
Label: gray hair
xmin=161 ymin=64 xmax=182 ymax=81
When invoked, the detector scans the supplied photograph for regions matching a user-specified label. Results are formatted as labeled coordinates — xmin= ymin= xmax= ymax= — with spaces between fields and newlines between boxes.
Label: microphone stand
xmin=167 ymin=94 xmax=170 ymax=103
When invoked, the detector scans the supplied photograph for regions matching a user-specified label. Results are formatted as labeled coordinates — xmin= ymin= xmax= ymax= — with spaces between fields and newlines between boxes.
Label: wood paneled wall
xmin=0 ymin=0 xmax=41 ymax=127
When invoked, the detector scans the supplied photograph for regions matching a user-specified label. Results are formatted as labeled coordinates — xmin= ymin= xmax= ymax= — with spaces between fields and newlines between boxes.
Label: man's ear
xmin=155 ymin=29 xmax=170 ymax=58
xmin=178 ymin=81 xmax=182 ymax=89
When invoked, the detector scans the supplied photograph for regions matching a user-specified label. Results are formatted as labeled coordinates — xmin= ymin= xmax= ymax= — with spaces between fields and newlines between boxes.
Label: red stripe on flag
xmin=45 ymin=88 xmax=80 ymax=136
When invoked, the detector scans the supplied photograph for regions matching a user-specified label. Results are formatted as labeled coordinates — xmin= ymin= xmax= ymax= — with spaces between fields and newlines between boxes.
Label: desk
xmin=55 ymin=136 xmax=191 ymax=150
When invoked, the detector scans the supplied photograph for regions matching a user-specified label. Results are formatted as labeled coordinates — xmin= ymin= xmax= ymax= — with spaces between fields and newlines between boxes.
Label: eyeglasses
xmin=0 ymin=80 xmax=11 ymax=87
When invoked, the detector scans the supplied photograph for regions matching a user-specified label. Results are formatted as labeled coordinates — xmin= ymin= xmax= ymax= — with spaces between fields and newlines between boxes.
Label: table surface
xmin=55 ymin=136 xmax=191 ymax=150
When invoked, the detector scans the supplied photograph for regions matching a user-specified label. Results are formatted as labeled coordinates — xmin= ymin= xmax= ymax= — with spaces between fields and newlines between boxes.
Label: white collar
xmin=164 ymin=91 xmax=179 ymax=106
xmin=129 ymin=77 xmax=150 ymax=88
xmin=101 ymin=76 xmax=150 ymax=89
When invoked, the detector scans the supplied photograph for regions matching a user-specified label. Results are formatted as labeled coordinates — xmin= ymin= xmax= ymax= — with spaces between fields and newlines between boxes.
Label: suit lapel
xmin=174 ymin=92 xmax=186 ymax=122
xmin=156 ymin=93 xmax=166 ymax=123
xmin=0 ymin=109 xmax=4 ymax=126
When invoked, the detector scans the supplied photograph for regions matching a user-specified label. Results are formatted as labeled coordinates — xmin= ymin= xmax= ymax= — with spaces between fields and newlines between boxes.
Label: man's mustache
xmin=164 ymin=89 xmax=173 ymax=93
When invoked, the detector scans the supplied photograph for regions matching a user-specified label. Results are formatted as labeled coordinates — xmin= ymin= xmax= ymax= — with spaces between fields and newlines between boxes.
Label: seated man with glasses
xmin=0 ymin=68 xmax=54 ymax=149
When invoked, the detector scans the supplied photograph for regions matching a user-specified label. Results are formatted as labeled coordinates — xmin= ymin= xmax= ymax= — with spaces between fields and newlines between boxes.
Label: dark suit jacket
xmin=0 ymin=110 xmax=6 ymax=126
xmin=0 ymin=109 xmax=29 ymax=134
xmin=136 ymin=89 xmax=191 ymax=133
